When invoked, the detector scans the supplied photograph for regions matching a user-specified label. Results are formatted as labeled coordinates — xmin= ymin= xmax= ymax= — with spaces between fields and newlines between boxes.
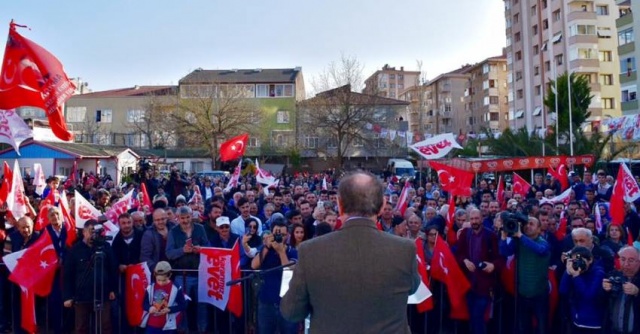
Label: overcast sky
xmin=0 ymin=0 xmax=506 ymax=93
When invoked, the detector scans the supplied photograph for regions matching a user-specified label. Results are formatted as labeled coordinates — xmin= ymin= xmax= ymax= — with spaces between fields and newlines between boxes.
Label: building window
xmin=490 ymin=96 xmax=499 ymax=104
xmin=531 ymin=5 xmax=537 ymax=16
xmin=93 ymin=133 xmax=111 ymax=145
xmin=532 ymin=25 xmax=538 ymax=35
xmin=600 ymin=74 xmax=613 ymax=85
xmin=256 ymin=84 xmax=268 ymax=97
xmin=535 ymin=85 xmax=541 ymax=96
xmin=515 ymin=51 xmax=522 ymax=61
xmin=544 ymin=61 xmax=551 ymax=72
xmin=517 ymin=89 xmax=523 ymax=99
xmin=515 ymin=71 xmax=523 ymax=81
xmin=490 ymin=112 xmax=500 ymax=121
xmin=66 ymin=107 xmax=86 ymax=122
xmin=533 ymin=45 xmax=539 ymax=55
xmin=570 ymin=25 xmax=596 ymax=36
xmin=352 ymin=138 xmax=364 ymax=147
xmin=327 ymin=137 xmax=338 ymax=148
xmin=534 ymin=66 xmax=540 ymax=76
xmin=618 ymin=28 xmax=634 ymax=46
xmin=597 ymin=27 xmax=612 ymax=38
xmin=622 ymin=86 xmax=638 ymax=102
xmin=276 ymin=110 xmax=290 ymax=124
xmin=515 ymin=32 xmax=521 ymax=42
xmin=542 ymin=19 xmax=548 ymax=30
xmin=602 ymin=98 xmax=614 ymax=109
xmin=620 ymin=57 xmax=637 ymax=75
xmin=572 ymin=48 xmax=597 ymax=60
xmin=599 ymin=51 xmax=612 ymax=62
xmin=553 ymin=10 xmax=561 ymax=22
xmin=96 ymin=109 xmax=112 ymax=123
xmin=304 ymin=136 xmax=319 ymax=149
xmin=256 ymin=84 xmax=294 ymax=98
xmin=552 ymin=32 xmax=562 ymax=44
xmin=514 ymin=13 xmax=519 ymax=24
xmin=248 ymin=137 xmax=259 ymax=148
xmin=596 ymin=5 xmax=609 ymax=15
xmin=127 ymin=109 xmax=145 ymax=123
xmin=555 ymin=54 xmax=563 ymax=66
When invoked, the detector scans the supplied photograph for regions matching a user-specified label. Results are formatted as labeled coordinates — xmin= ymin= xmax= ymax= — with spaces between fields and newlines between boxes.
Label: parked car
xmin=196 ymin=170 xmax=229 ymax=180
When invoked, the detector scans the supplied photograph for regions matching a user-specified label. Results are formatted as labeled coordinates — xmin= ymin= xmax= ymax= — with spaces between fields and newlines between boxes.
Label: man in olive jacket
xmin=281 ymin=171 xmax=420 ymax=333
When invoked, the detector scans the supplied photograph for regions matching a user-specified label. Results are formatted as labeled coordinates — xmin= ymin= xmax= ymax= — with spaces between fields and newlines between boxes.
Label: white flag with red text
xmin=224 ymin=160 xmax=242 ymax=193
xmin=410 ymin=133 xmax=462 ymax=160
xmin=0 ymin=109 xmax=33 ymax=155
xmin=33 ymin=163 xmax=46 ymax=196
xmin=198 ymin=247 xmax=233 ymax=311
xmin=255 ymin=159 xmax=275 ymax=185
xmin=104 ymin=189 xmax=133 ymax=223
xmin=74 ymin=191 xmax=102 ymax=228
xmin=6 ymin=160 xmax=28 ymax=219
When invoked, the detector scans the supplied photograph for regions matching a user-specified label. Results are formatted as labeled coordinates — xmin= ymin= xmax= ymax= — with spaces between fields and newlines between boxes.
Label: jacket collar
xmin=341 ymin=217 xmax=377 ymax=231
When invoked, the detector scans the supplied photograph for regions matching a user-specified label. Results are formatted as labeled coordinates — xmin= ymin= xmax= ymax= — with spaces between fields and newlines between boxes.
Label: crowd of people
xmin=0 ymin=164 xmax=639 ymax=334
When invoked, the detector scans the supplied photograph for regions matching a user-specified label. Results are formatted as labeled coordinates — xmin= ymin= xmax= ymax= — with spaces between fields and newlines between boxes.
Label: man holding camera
xmin=251 ymin=216 xmax=298 ymax=334
xmin=455 ymin=208 xmax=502 ymax=334
xmin=499 ymin=215 xmax=550 ymax=334
xmin=63 ymin=220 xmax=118 ymax=334
xmin=602 ymin=246 xmax=640 ymax=334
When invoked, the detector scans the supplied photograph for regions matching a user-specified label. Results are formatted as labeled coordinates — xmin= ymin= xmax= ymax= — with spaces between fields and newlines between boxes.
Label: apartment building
xmin=399 ymin=84 xmax=432 ymax=134
xmin=616 ymin=0 xmax=639 ymax=115
xmin=423 ymin=67 xmax=471 ymax=135
xmin=363 ymin=65 xmax=421 ymax=99
xmin=464 ymin=55 xmax=511 ymax=133
xmin=505 ymin=0 xmax=621 ymax=131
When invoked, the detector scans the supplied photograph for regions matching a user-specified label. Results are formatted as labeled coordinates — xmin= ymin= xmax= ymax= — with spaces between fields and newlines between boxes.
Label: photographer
xmin=499 ymin=215 xmax=550 ymax=334
xmin=602 ymin=246 xmax=640 ymax=334
xmin=63 ymin=220 xmax=118 ymax=334
xmin=559 ymin=246 xmax=605 ymax=334
xmin=251 ymin=216 xmax=298 ymax=334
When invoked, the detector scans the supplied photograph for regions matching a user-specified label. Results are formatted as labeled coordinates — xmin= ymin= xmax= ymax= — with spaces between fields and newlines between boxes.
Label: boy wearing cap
xmin=141 ymin=261 xmax=186 ymax=333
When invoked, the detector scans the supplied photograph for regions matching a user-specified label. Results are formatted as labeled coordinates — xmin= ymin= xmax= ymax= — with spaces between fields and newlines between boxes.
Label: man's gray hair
xmin=177 ymin=206 xmax=192 ymax=216
xmin=571 ymin=227 xmax=592 ymax=239
xmin=618 ymin=245 xmax=640 ymax=258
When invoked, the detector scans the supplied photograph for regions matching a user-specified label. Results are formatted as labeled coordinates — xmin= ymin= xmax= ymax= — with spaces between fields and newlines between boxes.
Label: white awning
xmin=552 ymin=33 xmax=562 ymax=44
xmin=515 ymin=110 xmax=525 ymax=119
xmin=533 ymin=107 xmax=542 ymax=116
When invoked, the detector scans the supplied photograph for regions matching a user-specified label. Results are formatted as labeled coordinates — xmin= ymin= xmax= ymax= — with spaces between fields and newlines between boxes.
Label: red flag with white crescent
xmin=496 ymin=175 xmax=504 ymax=207
xmin=415 ymin=238 xmax=434 ymax=312
xmin=429 ymin=161 xmax=473 ymax=197
xmin=0 ymin=22 xmax=76 ymax=141
xmin=125 ymin=262 xmax=151 ymax=326
xmin=219 ymin=133 xmax=249 ymax=162
xmin=394 ymin=180 xmax=411 ymax=216
xmin=3 ymin=231 xmax=59 ymax=296
xmin=511 ymin=173 xmax=531 ymax=197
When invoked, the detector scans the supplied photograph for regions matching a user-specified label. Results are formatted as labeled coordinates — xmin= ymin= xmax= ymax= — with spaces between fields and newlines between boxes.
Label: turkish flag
xmin=20 ymin=286 xmax=36 ymax=333
xmin=611 ymin=163 xmax=640 ymax=226
xmin=415 ymin=238 xmax=434 ymax=312
xmin=500 ymin=255 xmax=516 ymax=295
xmin=555 ymin=211 xmax=568 ymax=241
xmin=496 ymin=175 xmax=504 ymax=207
xmin=3 ymin=231 xmax=59 ymax=296
xmin=139 ymin=182 xmax=153 ymax=211
xmin=430 ymin=236 xmax=470 ymax=320
xmin=394 ymin=180 xmax=411 ymax=217
xmin=0 ymin=161 xmax=12 ymax=205
xmin=429 ymin=161 xmax=473 ymax=197
xmin=0 ymin=22 xmax=76 ymax=141
xmin=59 ymin=191 xmax=77 ymax=247
xmin=34 ymin=204 xmax=51 ymax=231
xmin=63 ymin=160 xmax=77 ymax=189
xmin=6 ymin=160 xmax=28 ymax=219
xmin=125 ymin=262 xmax=151 ymax=326
xmin=219 ymin=133 xmax=249 ymax=162
xmin=446 ymin=196 xmax=457 ymax=245
xmin=228 ymin=241 xmax=243 ymax=317
xmin=511 ymin=173 xmax=531 ymax=197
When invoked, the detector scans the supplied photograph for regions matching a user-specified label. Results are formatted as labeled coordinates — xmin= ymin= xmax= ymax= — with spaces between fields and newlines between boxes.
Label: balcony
xmin=620 ymin=71 xmax=637 ymax=84
xmin=589 ymin=82 xmax=601 ymax=92
xmin=622 ymin=100 xmax=639 ymax=113
xmin=618 ymin=42 xmax=635 ymax=57
xmin=440 ymin=111 xmax=452 ymax=119
xmin=617 ymin=0 xmax=631 ymax=6
xmin=617 ymin=12 xmax=634 ymax=28
xmin=569 ymin=59 xmax=599 ymax=70
xmin=569 ymin=35 xmax=599 ymax=45
xmin=568 ymin=11 xmax=597 ymax=21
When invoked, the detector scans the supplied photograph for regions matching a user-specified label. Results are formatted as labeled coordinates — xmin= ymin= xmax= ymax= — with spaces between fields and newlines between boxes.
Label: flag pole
xmin=567 ymin=72 xmax=574 ymax=156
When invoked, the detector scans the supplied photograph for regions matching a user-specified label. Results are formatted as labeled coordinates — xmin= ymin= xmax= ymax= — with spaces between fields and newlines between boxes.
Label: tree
xmin=127 ymin=93 xmax=178 ymax=149
xmin=78 ymin=112 xmax=105 ymax=144
xmin=544 ymin=72 xmax=593 ymax=134
xmin=172 ymin=84 xmax=260 ymax=168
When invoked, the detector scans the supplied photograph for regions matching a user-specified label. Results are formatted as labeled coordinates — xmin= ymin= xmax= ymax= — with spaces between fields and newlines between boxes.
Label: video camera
xmin=501 ymin=212 xmax=528 ymax=236
xmin=91 ymin=224 xmax=113 ymax=249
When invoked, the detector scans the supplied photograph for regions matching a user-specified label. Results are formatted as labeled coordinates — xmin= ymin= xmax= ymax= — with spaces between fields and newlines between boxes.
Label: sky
xmin=0 ymin=0 xmax=506 ymax=94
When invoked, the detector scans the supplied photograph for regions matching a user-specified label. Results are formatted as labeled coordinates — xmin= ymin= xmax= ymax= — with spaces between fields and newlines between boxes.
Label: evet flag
xmin=104 ymin=189 xmax=133 ymax=223
xmin=410 ymin=133 xmax=462 ymax=160
xmin=74 ymin=190 xmax=102 ymax=228
xmin=198 ymin=247 xmax=233 ymax=311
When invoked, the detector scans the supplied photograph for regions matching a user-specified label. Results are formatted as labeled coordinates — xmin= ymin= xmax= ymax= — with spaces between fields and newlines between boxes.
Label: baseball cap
xmin=216 ymin=216 xmax=230 ymax=227
xmin=175 ymin=195 xmax=187 ymax=204
xmin=155 ymin=261 xmax=172 ymax=275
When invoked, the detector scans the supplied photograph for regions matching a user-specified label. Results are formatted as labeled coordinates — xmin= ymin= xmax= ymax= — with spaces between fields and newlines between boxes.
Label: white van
xmin=387 ymin=159 xmax=415 ymax=178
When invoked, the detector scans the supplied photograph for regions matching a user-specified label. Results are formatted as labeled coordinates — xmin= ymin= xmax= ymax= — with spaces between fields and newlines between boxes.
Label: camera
xmin=501 ymin=212 xmax=527 ymax=235
xmin=608 ymin=271 xmax=628 ymax=294
xmin=273 ymin=232 xmax=284 ymax=243
xmin=570 ymin=253 xmax=587 ymax=272
xmin=91 ymin=224 xmax=113 ymax=249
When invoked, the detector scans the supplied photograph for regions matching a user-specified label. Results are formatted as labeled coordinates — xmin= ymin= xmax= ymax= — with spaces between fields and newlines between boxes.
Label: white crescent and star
xmin=438 ymin=253 xmax=449 ymax=275
xmin=39 ymin=244 xmax=56 ymax=268
xmin=437 ymin=170 xmax=455 ymax=187
xmin=231 ymin=140 xmax=244 ymax=152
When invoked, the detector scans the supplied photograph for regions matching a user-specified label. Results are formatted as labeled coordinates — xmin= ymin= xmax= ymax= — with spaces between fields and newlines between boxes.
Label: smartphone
xmin=186 ymin=238 xmax=193 ymax=247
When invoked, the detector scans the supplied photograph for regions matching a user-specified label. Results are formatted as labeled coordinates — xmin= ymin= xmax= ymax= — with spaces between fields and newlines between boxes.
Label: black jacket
xmin=112 ymin=229 xmax=143 ymax=266
xmin=63 ymin=241 xmax=118 ymax=303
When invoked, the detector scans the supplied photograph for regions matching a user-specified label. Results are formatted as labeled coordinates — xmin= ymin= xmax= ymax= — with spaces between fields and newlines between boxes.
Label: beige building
xmin=464 ymin=55 xmax=510 ymax=133
xmin=65 ymin=86 xmax=178 ymax=148
xmin=423 ymin=67 xmax=471 ymax=135
xmin=363 ymin=65 xmax=421 ymax=99
xmin=399 ymin=84 xmax=432 ymax=135
xmin=505 ymin=0 xmax=622 ymax=131
xmin=616 ymin=0 xmax=639 ymax=115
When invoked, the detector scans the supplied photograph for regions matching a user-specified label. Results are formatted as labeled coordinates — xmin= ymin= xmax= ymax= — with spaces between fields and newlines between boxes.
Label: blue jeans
xmin=174 ymin=275 xmax=208 ymax=332
xmin=466 ymin=292 xmax=490 ymax=334
xmin=517 ymin=293 xmax=548 ymax=334
xmin=258 ymin=302 xmax=297 ymax=334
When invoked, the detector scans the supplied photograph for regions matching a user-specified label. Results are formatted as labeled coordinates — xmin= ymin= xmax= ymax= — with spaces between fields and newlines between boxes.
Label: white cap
xmin=216 ymin=216 xmax=230 ymax=227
